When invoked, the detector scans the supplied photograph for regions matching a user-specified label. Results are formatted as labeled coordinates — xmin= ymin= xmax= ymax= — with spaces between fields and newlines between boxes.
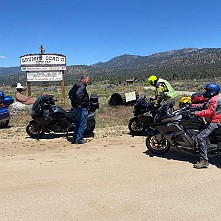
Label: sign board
xmin=20 ymin=54 xmax=66 ymax=66
xmin=20 ymin=54 xmax=66 ymax=71
xmin=27 ymin=71 xmax=63 ymax=81
xmin=21 ymin=66 xmax=66 ymax=71
xmin=20 ymin=50 xmax=66 ymax=103
xmin=125 ymin=91 xmax=136 ymax=102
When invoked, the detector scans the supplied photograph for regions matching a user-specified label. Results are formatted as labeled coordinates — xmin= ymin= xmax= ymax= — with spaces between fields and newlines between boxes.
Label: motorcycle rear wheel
xmin=84 ymin=118 xmax=96 ymax=135
xmin=128 ymin=117 xmax=145 ymax=133
xmin=26 ymin=121 xmax=44 ymax=138
xmin=146 ymin=134 xmax=170 ymax=154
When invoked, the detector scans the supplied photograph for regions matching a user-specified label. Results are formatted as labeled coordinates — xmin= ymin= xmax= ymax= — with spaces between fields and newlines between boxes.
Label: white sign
xmin=125 ymin=91 xmax=136 ymax=102
xmin=21 ymin=66 xmax=66 ymax=71
xmin=27 ymin=71 xmax=63 ymax=81
xmin=20 ymin=54 xmax=66 ymax=66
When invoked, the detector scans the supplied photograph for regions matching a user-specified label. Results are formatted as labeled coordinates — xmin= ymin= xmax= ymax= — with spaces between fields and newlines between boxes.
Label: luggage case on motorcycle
xmin=3 ymin=96 xmax=14 ymax=105
xmin=0 ymin=107 xmax=9 ymax=122
xmin=191 ymin=92 xmax=208 ymax=104
xmin=0 ymin=91 xmax=14 ymax=106
xmin=90 ymin=94 xmax=98 ymax=103
xmin=90 ymin=94 xmax=99 ymax=112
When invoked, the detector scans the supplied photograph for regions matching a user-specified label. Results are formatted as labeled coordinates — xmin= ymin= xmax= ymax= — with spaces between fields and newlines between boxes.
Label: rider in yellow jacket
xmin=145 ymin=75 xmax=177 ymax=104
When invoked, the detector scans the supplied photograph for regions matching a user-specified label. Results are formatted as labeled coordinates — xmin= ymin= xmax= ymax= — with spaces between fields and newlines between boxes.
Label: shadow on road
xmin=128 ymin=132 xmax=221 ymax=169
xmin=128 ymin=131 xmax=149 ymax=137
xmin=144 ymin=148 xmax=221 ymax=169
xmin=26 ymin=132 xmax=95 ymax=141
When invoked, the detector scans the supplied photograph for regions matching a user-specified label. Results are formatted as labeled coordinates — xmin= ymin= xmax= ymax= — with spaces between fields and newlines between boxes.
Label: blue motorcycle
xmin=0 ymin=91 xmax=14 ymax=128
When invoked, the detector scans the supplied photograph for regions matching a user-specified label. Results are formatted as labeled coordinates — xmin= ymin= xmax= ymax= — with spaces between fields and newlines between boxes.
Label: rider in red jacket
xmin=194 ymin=83 xmax=221 ymax=169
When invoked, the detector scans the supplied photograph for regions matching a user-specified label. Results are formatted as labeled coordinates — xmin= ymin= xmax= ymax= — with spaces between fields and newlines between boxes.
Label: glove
xmin=194 ymin=111 xmax=200 ymax=116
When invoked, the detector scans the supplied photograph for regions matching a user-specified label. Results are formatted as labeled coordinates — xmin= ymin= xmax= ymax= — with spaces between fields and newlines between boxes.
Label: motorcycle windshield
xmin=32 ymin=96 xmax=43 ymax=110
xmin=160 ymin=98 xmax=174 ymax=110
xmin=154 ymin=98 xmax=175 ymax=122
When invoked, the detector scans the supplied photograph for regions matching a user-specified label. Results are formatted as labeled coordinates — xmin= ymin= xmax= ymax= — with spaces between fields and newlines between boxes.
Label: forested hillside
xmin=1 ymin=48 xmax=221 ymax=86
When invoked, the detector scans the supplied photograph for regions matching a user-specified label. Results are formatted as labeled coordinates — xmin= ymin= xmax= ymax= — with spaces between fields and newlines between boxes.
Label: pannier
xmin=191 ymin=92 xmax=208 ymax=104
xmin=90 ymin=94 xmax=99 ymax=112
xmin=3 ymin=96 xmax=14 ymax=105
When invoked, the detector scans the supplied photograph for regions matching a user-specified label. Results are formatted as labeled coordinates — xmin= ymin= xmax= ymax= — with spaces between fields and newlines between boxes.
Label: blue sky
xmin=1 ymin=0 xmax=221 ymax=67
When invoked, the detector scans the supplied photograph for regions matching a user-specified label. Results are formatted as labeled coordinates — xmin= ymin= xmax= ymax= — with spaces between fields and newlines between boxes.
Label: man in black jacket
xmin=69 ymin=76 xmax=90 ymax=144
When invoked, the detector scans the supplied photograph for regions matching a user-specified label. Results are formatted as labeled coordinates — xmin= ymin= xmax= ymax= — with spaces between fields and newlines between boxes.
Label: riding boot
xmin=193 ymin=157 xmax=209 ymax=169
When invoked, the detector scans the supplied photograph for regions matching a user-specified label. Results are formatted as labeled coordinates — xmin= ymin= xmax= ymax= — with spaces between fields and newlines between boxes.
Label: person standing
xmin=145 ymin=75 xmax=177 ymax=104
xmin=69 ymin=76 xmax=90 ymax=144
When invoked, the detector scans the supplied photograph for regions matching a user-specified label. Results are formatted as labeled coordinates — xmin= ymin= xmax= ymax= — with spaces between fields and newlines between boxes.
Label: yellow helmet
xmin=145 ymin=75 xmax=158 ymax=86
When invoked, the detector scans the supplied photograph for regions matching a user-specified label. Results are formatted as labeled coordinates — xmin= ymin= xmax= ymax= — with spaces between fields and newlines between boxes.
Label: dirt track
xmin=0 ymin=127 xmax=221 ymax=221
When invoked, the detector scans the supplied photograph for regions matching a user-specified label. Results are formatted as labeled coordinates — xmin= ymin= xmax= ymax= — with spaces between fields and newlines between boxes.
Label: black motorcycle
xmin=0 ymin=91 xmax=14 ymax=128
xmin=146 ymin=100 xmax=221 ymax=157
xmin=26 ymin=94 xmax=99 ymax=138
xmin=128 ymin=95 xmax=173 ymax=134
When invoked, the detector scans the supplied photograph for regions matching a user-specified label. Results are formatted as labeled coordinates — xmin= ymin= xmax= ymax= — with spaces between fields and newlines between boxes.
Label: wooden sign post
xmin=61 ymin=70 xmax=65 ymax=104
xmin=20 ymin=46 xmax=66 ymax=103
xmin=27 ymin=81 xmax=31 ymax=96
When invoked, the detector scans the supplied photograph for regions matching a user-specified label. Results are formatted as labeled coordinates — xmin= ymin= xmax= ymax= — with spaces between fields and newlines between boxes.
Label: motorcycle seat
xmin=65 ymin=111 xmax=75 ymax=119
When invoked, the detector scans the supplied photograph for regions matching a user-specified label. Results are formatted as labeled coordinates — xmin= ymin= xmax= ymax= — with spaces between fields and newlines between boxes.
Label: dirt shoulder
xmin=0 ymin=127 xmax=221 ymax=221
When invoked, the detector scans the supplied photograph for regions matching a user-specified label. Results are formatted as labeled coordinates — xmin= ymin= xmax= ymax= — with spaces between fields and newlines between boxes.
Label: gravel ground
xmin=0 ymin=127 xmax=221 ymax=221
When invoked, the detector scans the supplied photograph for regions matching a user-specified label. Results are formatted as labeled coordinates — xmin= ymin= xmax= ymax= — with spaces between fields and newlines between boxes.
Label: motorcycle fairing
xmin=0 ymin=107 xmax=9 ymax=123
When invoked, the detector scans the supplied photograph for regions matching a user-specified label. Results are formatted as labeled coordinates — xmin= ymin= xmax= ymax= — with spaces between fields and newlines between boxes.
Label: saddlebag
xmin=0 ymin=107 xmax=10 ymax=123
xmin=90 ymin=94 xmax=99 ymax=112
xmin=3 ymin=96 xmax=14 ymax=105
xmin=191 ymin=92 xmax=208 ymax=104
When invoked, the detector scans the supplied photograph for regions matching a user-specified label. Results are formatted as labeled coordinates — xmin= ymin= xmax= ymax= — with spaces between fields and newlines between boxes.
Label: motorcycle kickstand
xmin=62 ymin=130 xmax=69 ymax=139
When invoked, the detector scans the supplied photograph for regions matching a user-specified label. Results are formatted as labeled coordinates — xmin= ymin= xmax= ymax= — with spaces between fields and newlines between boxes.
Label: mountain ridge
xmin=1 ymin=48 xmax=221 ymax=85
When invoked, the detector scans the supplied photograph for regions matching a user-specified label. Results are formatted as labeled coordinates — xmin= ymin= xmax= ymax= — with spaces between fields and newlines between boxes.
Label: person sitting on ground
xmin=145 ymin=75 xmax=177 ymax=104
xmin=15 ymin=83 xmax=36 ymax=105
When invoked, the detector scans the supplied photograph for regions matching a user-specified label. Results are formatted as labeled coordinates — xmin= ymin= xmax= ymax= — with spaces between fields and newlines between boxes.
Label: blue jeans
xmin=73 ymin=107 xmax=88 ymax=142
xmin=197 ymin=122 xmax=220 ymax=161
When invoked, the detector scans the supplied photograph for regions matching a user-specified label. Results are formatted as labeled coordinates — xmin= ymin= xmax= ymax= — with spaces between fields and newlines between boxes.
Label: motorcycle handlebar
xmin=153 ymin=104 xmax=203 ymax=123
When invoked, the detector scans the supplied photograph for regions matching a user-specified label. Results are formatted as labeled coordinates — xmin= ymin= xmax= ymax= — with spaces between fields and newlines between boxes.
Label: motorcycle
xmin=128 ymin=95 xmax=158 ymax=134
xmin=128 ymin=94 xmax=174 ymax=134
xmin=26 ymin=94 xmax=99 ymax=138
xmin=146 ymin=100 xmax=221 ymax=157
xmin=0 ymin=91 xmax=14 ymax=128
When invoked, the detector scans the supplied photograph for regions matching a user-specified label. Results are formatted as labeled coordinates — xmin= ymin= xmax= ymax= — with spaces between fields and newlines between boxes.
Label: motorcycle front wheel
xmin=128 ymin=117 xmax=145 ymax=133
xmin=146 ymin=134 xmax=170 ymax=154
xmin=26 ymin=121 xmax=44 ymax=138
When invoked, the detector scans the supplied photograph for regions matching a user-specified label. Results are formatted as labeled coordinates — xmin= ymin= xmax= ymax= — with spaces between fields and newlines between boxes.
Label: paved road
xmin=176 ymin=90 xmax=195 ymax=96
xmin=144 ymin=86 xmax=195 ymax=96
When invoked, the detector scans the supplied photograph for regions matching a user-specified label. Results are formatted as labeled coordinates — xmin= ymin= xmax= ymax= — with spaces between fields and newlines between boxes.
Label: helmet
xmin=145 ymin=75 xmax=158 ymax=86
xmin=203 ymin=83 xmax=220 ymax=98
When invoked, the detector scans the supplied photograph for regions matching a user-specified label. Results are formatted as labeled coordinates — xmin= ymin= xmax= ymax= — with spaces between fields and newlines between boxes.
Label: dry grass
xmin=2 ymin=79 xmax=216 ymax=137
xmin=96 ymin=105 xmax=134 ymax=128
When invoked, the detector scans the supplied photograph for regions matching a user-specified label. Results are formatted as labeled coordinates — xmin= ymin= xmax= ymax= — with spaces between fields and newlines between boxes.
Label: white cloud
xmin=0 ymin=56 xmax=7 ymax=59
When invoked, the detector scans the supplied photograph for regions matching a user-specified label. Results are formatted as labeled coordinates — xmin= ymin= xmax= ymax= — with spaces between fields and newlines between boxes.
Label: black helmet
xmin=203 ymin=83 xmax=220 ymax=98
